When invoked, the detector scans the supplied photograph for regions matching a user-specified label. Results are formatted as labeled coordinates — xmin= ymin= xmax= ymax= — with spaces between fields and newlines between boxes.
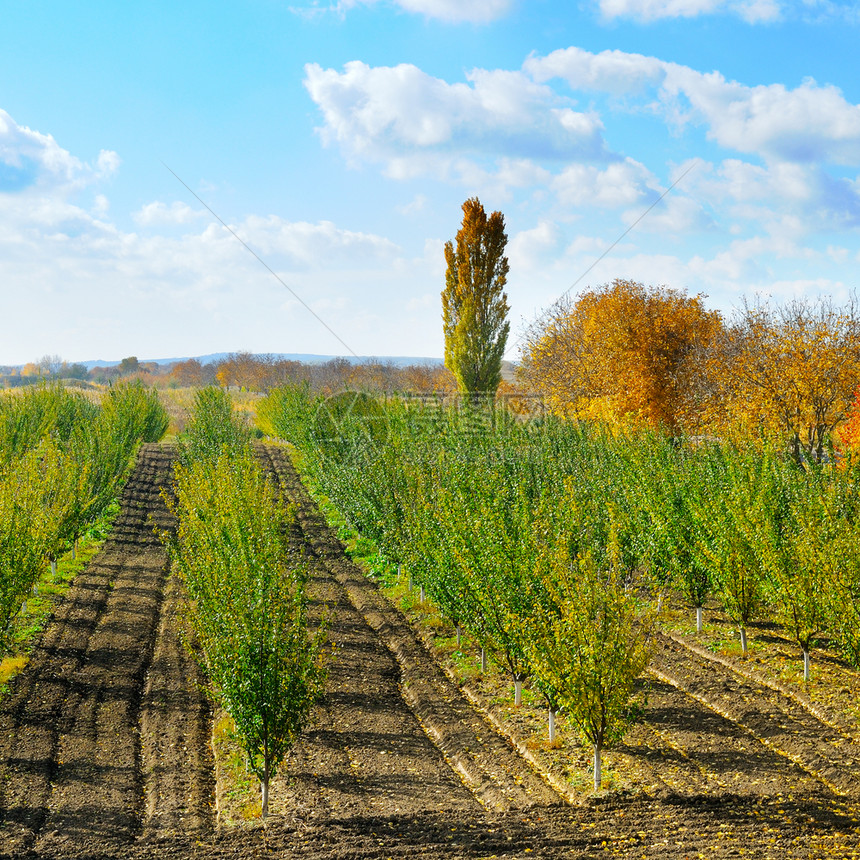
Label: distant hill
xmin=80 ymin=353 xmax=444 ymax=370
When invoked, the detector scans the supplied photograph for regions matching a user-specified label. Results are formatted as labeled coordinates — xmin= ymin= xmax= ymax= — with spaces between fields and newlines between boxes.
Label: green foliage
xmin=102 ymin=379 xmax=169 ymax=445
xmin=0 ymin=383 xmax=99 ymax=463
xmin=166 ymin=449 xmax=327 ymax=817
xmin=0 ymin=380 xmax=165 ymax=649
xmin=180 ymin=386 xmax=251 ymax=464
xmin=524 ymin=549 xmax=652 ymax=790
xmin=260 ymin=383 xmax=860 ymax=761
xmin=0 ymin=445 xmax=58 ymax=645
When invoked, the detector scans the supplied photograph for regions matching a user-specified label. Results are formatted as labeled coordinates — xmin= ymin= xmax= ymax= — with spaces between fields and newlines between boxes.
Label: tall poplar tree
xmin=442 ymin=197 xmax=510 ymax=402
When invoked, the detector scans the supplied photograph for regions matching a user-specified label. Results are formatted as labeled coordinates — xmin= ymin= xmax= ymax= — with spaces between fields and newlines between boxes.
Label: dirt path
xmin=0 ymin=444 xmax=212 ymax=857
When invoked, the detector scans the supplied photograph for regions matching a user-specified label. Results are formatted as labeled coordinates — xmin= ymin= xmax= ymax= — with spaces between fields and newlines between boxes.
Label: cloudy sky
xmin=2 ymin=0 xmax=859 ymax=365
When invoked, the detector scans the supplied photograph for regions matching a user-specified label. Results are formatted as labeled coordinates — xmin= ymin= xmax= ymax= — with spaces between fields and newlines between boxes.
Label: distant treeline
xmin=0 ymin=352 xmax=478 ymax=396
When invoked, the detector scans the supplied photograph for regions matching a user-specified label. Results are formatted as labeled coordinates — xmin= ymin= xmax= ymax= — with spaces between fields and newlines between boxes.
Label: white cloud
xmin=689 ymin=158 xmax=860 ymax=230
xmin=623 ymin=194 xmax=715 ymax=233
xmin=134 ymin=200 xmax=206 ymax=226
xmin=666 ymin=72 xmax=860 ymax=164
xmin=304 ymin=61 xmax=610 ymax=183
xmin=508 ymin=220 xmax=563 ymax=268
xmin=391 ymin=0 xmax=513 ymax=22
xmin=295 ymin=0 xmax=513 ymax=23
xmin=92 ymin=195 xmax=110 ymax=217
xmin=0 ymin=189 xmax=438 ymax=362
xmin=551 ymin=158 xmax=658 ymax=208
xmin=396 ymin=193 xmax=428 ymax=215
xmin=525 ymin=46 xmax=665 ymax=96
xmin=597 ymin=0 xmax=781 ymax=22
xmin=238 ymin=215 xmax=400 ymax=267
xmin=527 ymin=47 xmax=860 ymax=165
xmin=0 ymin=109 xmax=119 ymax=193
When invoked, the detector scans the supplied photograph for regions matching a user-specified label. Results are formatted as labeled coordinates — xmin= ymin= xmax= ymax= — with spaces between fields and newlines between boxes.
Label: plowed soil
xmin=0 ymin=442 xmax=859 ymax=858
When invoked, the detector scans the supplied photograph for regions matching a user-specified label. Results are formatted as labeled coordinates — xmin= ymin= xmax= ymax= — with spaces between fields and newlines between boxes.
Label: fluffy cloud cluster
xmin=526 ymin=47 xmax=860 ymax=165
xmin=304 ymin=61 xmax=608 ymax=173
xmin=0 ymin=109 xmax=118 ymax=194
xmin=307 ymin=46 xmax=860 ymax=207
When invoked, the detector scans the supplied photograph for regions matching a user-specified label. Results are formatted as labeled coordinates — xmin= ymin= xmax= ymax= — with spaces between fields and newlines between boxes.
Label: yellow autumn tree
xmin=700 ymin=296 xmax=860 ymax=463
xmin=442 ymin=197 xmax=510 ymax=403
xmin=519 ymin=279 xmax=722 ymax=432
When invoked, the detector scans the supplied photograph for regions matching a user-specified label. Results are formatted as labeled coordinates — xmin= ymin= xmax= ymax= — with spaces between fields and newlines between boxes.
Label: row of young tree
xmin=260 ymin=386 xmax=860 ymax=789
xmin=164 ymin=388 xmax=327 ymax=817
xmin=0 ymin=382 xmax=168 ymax=646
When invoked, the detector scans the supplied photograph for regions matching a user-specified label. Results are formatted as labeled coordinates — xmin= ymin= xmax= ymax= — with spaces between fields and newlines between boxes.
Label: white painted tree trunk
xmin=548 ymin=709 xmax=556 ymax=743
xmin=593 ymin=745 xmax=602 ymax=792
xmin=514 ymin=678 xmax=523 ymax=706
xmin=50 ymin=559 xmax=57 ymax=578
xmin=456 ymin=626 xmax=462 ymax=647
xmin=261 ymin=778 xmax=269 ymax=818
xmin=72 ymin=540 xmax=77 ymax=560
xmin=739 ymin=627 xmax=748 ymax=656
xmin=803 ymin=648 xmax=811 ymax=681
xmin=419 ymin=586 xmax=425 ymax=604
xmin=696 ymin=606 xmax=703 ymax=633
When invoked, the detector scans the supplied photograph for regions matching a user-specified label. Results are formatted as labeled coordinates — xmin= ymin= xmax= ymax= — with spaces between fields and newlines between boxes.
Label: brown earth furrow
xmin=240 ymin=558 xmax=480 ymax=823
xmin=32 ymin=446 xmax=175 ymax=854
xmin=246 ymin=444 xmax=481 ymax=821
xmin=628 ymin=676 xmax=826 ymax=798
xmin=0 ymin=444 xmax=206 ymax=856
xmin=666 ymin=630 xmax=860 ymax=742
xmin=139 ymin=568 xmax=213 ymax=840
xmin=262 ymin=444 xmax=564 ymax=812
xmin=651 ymin=633 xmax=860 ymax=797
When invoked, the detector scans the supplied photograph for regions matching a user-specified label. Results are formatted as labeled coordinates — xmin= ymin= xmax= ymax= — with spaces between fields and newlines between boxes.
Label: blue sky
xmin=2 ymin=0 xmax=859 ymax=364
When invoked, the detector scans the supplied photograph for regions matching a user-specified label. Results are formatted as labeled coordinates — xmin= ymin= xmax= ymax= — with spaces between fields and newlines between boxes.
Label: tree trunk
xmin=739 ymin=626 xmax=748 ymax=656
xmin=480 ymin=647 xmax=488 ymax=674
xmin=514 ymin=678 xmax=523 ymax=706
xmin=50 ymin=559 xmax=57 ymax=578
xmin=593 ymin=745 xmax=602 ymax=792
xmin=548 ymin=709 xmax=556 ymax=743
xmin=803 ymin=647 xmax=811 ymax=682
xmin=456 ymin=626 xmax=462 ymax=647
xmin=261 ymin=775 xmax=269 ymax=818
xmin=696 ymin=606 xmax=703 ymax=633
xmin=419 ymin=586 xmax=425 ymax=604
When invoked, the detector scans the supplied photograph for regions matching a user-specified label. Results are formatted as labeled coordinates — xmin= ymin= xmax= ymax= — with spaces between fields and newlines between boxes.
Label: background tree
xmin=700 ymin=296 xmax=860 ymax=462
xmin=117 ymin=356 xmax=140 ymax=376
xmin=442 ymin=197 xmax=510 ymax=402
xmin=519 ymin=279 xmax=721 ymax=432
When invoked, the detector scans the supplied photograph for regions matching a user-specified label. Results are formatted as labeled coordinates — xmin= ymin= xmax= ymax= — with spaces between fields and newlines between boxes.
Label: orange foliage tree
xmin=519 ymin=279 xmax=722 ymax=432
xmin=700 ymin=297 xmax=860 ymax=463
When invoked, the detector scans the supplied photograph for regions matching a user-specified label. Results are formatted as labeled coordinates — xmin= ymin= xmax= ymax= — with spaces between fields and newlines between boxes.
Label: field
xmin=0 ymin=442 xmax=859 ymax=858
